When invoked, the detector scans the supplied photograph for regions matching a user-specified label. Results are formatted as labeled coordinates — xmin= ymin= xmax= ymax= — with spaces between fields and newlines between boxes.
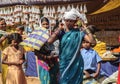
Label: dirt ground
xmin=0 ymin=73 xmax=40 ymax=84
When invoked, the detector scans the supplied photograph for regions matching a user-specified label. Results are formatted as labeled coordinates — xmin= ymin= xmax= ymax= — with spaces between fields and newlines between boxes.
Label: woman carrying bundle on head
xmin=47 ymin=8 xmax=96 ymax=84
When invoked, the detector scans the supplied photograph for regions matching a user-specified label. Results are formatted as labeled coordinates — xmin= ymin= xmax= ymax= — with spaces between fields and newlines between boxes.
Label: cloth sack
xmin=20 ymin=27 xmax=49 ymax=50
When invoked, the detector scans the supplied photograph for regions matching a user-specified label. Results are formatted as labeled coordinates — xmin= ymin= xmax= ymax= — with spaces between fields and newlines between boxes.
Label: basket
xmin=101 ymin=57 xmax=118 ymax=61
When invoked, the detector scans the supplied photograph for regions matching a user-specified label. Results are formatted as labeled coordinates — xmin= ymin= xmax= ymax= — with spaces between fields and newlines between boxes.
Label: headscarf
xmin=39 ymin=17 xmax=51 ymax=35
xmin=39 ymin=17 xmax=50 ymax=28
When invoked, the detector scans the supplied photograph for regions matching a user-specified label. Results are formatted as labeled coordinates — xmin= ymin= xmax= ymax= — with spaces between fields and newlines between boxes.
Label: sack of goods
xmin=20 ymin=27 xmax=49 ymax=50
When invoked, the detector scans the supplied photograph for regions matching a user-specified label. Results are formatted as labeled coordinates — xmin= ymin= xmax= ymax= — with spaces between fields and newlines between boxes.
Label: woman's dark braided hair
xmin=8 ymin=33 xmax=23 ymax=44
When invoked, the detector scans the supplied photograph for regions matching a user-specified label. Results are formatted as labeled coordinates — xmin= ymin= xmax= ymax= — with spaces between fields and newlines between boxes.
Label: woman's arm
xmin=82 ymin=23 xmax=96 ymax=45
xmin=19 ymin=59 xmax=25 ymax=65
xmin=84 ymin=32 xmax=96 ymax=44
xmin=0 ymin=32 xmax=11 ymax=44
xmin=47 ymin=30 xmax=59 ymax=44
xmin=2 ymin=54 xmax=23 ymax=65
xmin=48 ymin=23 xmax=64 ymax=44
xmin=0 ymin=36 xmax=7 ymax=44
xmin=2 ymin=54 xmax=8 ymax=65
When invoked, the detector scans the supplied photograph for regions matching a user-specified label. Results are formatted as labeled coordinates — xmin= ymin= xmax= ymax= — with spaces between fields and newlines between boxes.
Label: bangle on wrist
xmin=53 ymin=29 xmax=61 ymax=36
xmin=55 ymin=29 xmax=60 ymax=34
xmin=84 ymin=28 xmax=91 ymax=34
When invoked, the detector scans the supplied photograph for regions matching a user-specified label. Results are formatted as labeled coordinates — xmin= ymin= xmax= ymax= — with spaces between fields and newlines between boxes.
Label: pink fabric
xmin=38 ymin=60 xmax=50 ymax=71
xmin=118 ymin=63 xmax=120 ymax=84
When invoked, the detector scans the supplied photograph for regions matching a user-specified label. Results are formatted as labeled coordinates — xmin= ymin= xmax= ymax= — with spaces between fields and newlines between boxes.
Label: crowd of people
xmin=0 ymin=8 xmax=120 ymax=84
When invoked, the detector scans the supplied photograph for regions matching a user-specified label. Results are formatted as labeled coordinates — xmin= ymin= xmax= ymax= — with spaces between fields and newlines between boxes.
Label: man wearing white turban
xmin=47 ymin=8 xmax=96 ymax=84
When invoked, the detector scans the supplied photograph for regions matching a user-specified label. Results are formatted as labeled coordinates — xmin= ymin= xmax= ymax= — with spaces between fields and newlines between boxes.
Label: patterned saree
xmin=59 ymin=29 xmax=84 ymax=84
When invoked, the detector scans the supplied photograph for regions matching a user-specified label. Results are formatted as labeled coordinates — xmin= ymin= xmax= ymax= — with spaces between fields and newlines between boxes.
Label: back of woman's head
xmin=87 ymin=25 xmax=97 ymax=34
xmin=8 ymin=33 xmax=23 ymax=44
xmin=53 ymin=19 xmax=62 ymax=31
xmin=16 ymin=25 xmax=24 ymax=31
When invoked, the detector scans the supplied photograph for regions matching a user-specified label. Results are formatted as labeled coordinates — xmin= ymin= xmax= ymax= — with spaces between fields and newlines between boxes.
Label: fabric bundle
xmin=20 ymin=27 xmax=49 ymax=50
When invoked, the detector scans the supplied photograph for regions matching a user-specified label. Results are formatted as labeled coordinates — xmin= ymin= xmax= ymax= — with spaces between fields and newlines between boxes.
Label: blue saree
xmin=59 ymin=29 xmax=84 ymax=84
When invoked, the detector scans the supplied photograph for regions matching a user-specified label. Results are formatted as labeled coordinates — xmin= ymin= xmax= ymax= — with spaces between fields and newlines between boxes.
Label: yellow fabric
xmin=0 ymin=39 xmax=9 ymax=51
xmin=2 ymin=46 xmax=27 ymax=84
xmin=0 ymin=33 xmax=9 ymax=84
xmin=23 ymin=46 xmax=34 ymax=52
xmin=1 ymin=64 xmax=8 ymax=84
xmin=6 ymin=29 xmax=15 ymax=33
xmin=90 ymin=0 xmax=120 ymax=15
xmin=93 ymin=42 xmax=106 ymax=57
xmin=0 ymin=39 xmax=9 ymax=84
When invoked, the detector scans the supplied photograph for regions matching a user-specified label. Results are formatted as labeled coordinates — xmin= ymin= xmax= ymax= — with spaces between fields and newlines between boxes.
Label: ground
xmin=0 ymin=73 xmax=40 ymax=84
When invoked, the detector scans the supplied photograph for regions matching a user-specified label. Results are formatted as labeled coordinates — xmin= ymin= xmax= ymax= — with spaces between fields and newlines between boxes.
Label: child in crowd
xmin=81 ymin=40 xmax=102 ymax=83
xmin=2 ymin=33 xmax=27 ymax=84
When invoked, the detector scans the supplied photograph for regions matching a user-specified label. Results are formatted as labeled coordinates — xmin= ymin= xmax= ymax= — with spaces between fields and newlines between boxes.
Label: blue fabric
xmin=38 ymin=65 xmax=50 ymax=84
xmin=25 ymin=51 xmax=38 ymax=77
xmin=101 ymin=60 xmax=119 ymax=77
xmin=81 ymin=48 xmax=102 ymax=71
xmin=49 ymin=61 xmax=59 ymax=84
xmin=25 ymin=26 xmax=33 ymax=34
xmin=59 ymin=29 xmax=85 ymax=84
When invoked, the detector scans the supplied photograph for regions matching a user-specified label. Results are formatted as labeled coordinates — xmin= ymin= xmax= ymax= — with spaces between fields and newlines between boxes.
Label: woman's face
xmin=41 ymin=21 xmax=49 ymax=29
xmin=64 ymin=19 xmax=76 ymax=29
xmin=0 ymin=20 xmax=6 ymax=30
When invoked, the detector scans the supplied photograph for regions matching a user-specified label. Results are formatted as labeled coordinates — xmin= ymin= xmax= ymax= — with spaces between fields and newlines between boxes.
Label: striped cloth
xmin=20 ymin=27 xmax=49 ymax=50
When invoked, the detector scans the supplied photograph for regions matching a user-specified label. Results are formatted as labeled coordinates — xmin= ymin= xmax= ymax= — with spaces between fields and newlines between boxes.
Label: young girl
xmin=2 ymin=33 xmax=27 ymax=84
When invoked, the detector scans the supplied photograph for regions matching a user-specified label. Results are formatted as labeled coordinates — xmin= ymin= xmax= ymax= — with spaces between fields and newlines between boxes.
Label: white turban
xmin=63 ymin=8 xmax=81 ymax=20
xmin=63 ymin=8 xmax=88 ymax=23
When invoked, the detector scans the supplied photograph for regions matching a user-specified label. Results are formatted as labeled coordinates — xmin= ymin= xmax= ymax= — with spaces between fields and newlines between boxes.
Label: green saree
xmin=59 ymin=29 xmax=84 ymax=84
